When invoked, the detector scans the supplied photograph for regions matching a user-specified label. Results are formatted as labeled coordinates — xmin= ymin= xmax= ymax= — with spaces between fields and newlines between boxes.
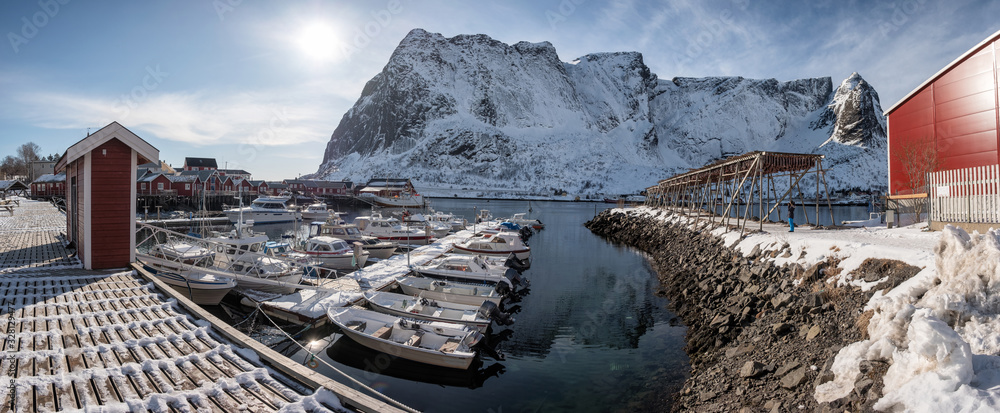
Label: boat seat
xmin=439 ymin=338 xmax=461 ymax=353
xmin=405 ymin=331 xmax=423 ymax=347
xmin=373 ymin=325 xmax=392 ymax=339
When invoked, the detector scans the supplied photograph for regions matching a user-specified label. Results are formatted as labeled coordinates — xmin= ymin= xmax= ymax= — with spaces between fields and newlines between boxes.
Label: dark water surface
xmin=242 ymin=199 xmax=690 ymax=413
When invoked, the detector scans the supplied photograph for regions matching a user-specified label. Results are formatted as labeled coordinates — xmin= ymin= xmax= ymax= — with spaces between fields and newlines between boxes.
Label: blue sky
xmin=2 ymin=0 xmax=998 ymax=181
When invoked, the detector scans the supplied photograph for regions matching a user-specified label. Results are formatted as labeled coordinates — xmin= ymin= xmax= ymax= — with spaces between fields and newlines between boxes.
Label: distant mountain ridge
xmin=318 ymin=29 xmax=887 ymax=196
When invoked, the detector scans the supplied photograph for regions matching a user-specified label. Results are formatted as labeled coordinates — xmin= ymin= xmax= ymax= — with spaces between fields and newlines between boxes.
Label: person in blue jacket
xmin=787 ymin=201 xmax=795 ymax=232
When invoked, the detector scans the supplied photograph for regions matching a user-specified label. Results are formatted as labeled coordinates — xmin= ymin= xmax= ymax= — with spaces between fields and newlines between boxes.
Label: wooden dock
xmin=0 ymin=198 xmax=410 ymax=412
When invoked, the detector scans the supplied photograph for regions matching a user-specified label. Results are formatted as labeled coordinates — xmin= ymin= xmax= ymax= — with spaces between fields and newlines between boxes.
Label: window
xmin=141 ymin=183 xmax=146 ymax=190
xmin=185 ymin=184 xmax=191 ymax=190
xmin=157 ymin=182 xmax=164 ymax=191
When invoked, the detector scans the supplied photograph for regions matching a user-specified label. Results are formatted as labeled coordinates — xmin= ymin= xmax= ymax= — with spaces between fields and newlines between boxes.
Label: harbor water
xmin=232 ymin=199 xmax=690 ymax=412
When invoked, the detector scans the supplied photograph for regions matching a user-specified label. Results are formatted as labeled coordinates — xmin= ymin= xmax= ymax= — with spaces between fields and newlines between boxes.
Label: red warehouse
xmin=886 ymin=29 xmax=1000 ymax=230
xmin=55 ymin=122 xmax=159 ymax=270
xmin=886 ymin=29 xmax=1000 ymax=195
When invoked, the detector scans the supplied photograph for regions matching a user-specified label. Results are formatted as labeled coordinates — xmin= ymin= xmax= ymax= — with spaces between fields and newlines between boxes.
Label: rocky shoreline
xmin=585 ymin=209 xmax=920 ymax=412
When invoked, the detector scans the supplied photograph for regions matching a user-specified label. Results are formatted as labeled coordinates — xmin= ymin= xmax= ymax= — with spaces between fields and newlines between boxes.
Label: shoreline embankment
xmin=585 ymin=208 xmax=920 ymax=412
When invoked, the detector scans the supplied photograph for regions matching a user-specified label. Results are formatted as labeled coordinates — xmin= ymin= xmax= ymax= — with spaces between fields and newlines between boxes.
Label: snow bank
xmin=816 ymin=226 xmax=1000 ymax=411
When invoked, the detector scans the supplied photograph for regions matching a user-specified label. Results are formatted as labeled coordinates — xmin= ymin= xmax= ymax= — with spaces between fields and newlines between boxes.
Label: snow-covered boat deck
xmin=0 ymin=198 xmax=404 ymax=412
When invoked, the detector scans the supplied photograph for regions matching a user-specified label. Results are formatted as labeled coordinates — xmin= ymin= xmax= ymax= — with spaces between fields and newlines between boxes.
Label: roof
xmin=0 ymin=180 xmax=29 ymax=191
xmin=217 ymin=168 xmax=250 ymax=175
xmin=179 ymin=170 xmax=217 ymax=181
xmin=365 ymin=178 xmax=411 ymax=187
xmin=266 ymin=182 xmax=288 ymax=189
xmin=166 ymin=174 xmax=197 ymax=183
xmin=138 ymin=172 xmax=165 ymax=183
xmin=184 ymin=157 xmax=218 ymax=168
xmin=55 ymin=122 xmax=159 ymax=173
xmin=31 ymin=173 xmax=66 ymax=184
xmin=885 ymin=28 xmax=1000 ymax=115
xmin=249 ymin=180 xmax=265 ymax=186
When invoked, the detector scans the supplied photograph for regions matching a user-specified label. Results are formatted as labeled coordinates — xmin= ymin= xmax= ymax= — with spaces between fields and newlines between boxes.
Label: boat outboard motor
xmin=505 ymin=268 xmax=528 ymax=287
xmin=494 ymin=281 xmax=511 ymax=296
xmin=478 ymin=301 xmax=515 ymax=326
xmin=468 ymin=331 xmax=505 ymax=361
xmin=503 ymin=254 xmax=530 ymax=272
xmin=519 ymin=226 xmax=533 ymax=242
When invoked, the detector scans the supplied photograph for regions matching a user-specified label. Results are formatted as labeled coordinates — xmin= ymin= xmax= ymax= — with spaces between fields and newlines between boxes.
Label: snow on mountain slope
xmin=318 ymin=29 xmax=887 ymax=196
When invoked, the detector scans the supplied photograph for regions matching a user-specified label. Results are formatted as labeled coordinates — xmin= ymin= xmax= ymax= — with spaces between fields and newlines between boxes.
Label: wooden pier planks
xmin=0 ymin=199 xmax=393 ymax=413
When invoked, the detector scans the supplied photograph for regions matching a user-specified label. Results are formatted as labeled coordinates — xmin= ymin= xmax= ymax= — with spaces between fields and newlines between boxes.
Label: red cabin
xmin=55 ymin=122 xmax=158 ymax=270
xmin=30 ymin=173 xmax=66 ymax=199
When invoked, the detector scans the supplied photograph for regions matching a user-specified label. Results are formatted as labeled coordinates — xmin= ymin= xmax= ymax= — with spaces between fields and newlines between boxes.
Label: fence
xmin=929 ymin=165 xmax=1000 ymax=223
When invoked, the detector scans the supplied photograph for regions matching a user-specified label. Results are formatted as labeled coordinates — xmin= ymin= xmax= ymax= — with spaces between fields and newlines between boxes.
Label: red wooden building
xmin=886 ymin=29 xmax=1000 ymax=195
xmin=30 ymin=173 xmax=66 ymax=198
xmin=55 ymin=122 xmax=158 ymax=270
xmin=137 ymin=173 xmax=173 ymax=195
xmin=168 ymin=175 xmax=198 ymax=197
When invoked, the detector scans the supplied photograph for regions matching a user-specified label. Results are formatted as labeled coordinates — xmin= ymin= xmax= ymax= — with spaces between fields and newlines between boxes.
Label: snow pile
xmin=815 ymin=225 xmax=1000 ymax=410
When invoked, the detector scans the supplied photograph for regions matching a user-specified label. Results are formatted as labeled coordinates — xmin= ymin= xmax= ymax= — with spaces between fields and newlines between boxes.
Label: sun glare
xmin=297 ymin=23 xmax=340 ymax=61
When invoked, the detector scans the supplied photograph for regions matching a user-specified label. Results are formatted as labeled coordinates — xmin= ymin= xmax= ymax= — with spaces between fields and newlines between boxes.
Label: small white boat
xmin=427 ymin=210 xmax=467 ymax=231
xmin=401 ymin=213 xmax=451 ymax=238
xmin=354 ymin=214 xmax=434 ymax=245
xmin=413 ymin=254 xmax=524 ymax=292
xmin=296 ymin=236 xmax=369 ymax=270
xmin=140 ymin=242 xmax=236 ymax=306
xmin=310 ymin=218 xmax=398 ymax=259
xmin=208 ymin=221 xmax=269 ymax=258
xmin=327 ymin=307 xmax=483 ymax=369
xmin=363 ymin=291 xmax=512 ymax=332
xmin=508 ymin=213 xmax=544 ymax=230
xmin=224 ymin=196 xmax=301 ymax=223
xmin=225 ymin=254 xmax=303 ymax=294
xmin=396 ymin=276 xmax=507 ymax=307
xmin=300 ymin=203 xmax=338 ymax=221
xmin=453 ymin=232 xmax=530 ymax=261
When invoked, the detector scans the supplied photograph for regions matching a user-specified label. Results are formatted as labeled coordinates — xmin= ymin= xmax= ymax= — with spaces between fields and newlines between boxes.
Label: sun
xmin=296 ymin=23 xmax=340 ymax=61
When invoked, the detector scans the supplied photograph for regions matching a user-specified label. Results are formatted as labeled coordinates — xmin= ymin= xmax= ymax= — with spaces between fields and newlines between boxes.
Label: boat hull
xmin=142 ymin=265 xmax=234 ymax=306
xmin=364 ymin=292 xmax=491 ymax=332
xmin=452 ymin=245 xmax=530 ymax=261
xmin=361 ymin=244 xmax=397 ymax=260
xmin=327 ymin=308 xmax=477 ymax=370
xmin=302 ymin=251 xmax=370 ymax=270
xmin=235 ymin=272 xmax=303 ymax=294
xmin=397 ymin=278 xmax=503 ymax=307
xmin=224 ymin=210 xmax=299 ymax=223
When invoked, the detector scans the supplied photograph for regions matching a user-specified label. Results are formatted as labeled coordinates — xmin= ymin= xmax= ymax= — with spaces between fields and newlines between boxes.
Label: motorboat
xmin=363 ymin=291 xmax=512 ymax=332
xmin=412 ymin=254 xmax=524 ymax=292
xmin=400 ymin=212 xmax=451 ymax=238
xmin=223 ymin=196 xmax=300 ymax=223
xmin=207 ymin=221 xmax=270 ymax=267
xmin=295 ymin=236 xmax=369 ymax=270
xmin=310 ymin=218 xmax=398 ymax=259
xmin=453 ymin=231 xmax=530 ymax=261
xmin=395 ymin=276 xmax=506 ymax=307
xmin=353 ymin=214 xmax=434 ymax=245
xmin=327 ymin=307 xmax=484 ymax=369
xmin=356 ymin=180 xmax=426 ymax=208
xmin=300 ymin=203 xmax=339 ymax=221
xmin=508 ymin=213 xmax=544 ymax=230
xmin=138 ymin=242 xmax=236 ymax=306
xmin=224 ymin=254 xmax=303 ymax=294
xmin=427 ymin=210 xmax=467 ymax=231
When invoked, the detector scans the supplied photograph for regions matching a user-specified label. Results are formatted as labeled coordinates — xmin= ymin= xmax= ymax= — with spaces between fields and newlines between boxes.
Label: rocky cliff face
xmin=319 ymin=29 xmax=887 ymax=195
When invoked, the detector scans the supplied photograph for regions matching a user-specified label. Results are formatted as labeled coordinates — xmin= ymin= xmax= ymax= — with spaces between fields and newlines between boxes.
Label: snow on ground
xmin=626 ymin=206 xmax=1000 ymax=411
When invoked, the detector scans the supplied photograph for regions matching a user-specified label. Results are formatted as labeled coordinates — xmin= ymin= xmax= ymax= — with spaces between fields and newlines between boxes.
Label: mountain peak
xmin=319 ymin=32 xmax=888 ymax=195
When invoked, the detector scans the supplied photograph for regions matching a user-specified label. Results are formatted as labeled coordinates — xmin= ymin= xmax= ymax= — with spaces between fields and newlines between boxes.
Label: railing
xmin=929 ymin=165 xmax=1000 ymax=223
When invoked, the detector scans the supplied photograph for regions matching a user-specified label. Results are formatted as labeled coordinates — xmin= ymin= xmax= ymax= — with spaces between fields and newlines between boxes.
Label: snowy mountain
xmin=317 ymin=29 xmax=887 ymax=196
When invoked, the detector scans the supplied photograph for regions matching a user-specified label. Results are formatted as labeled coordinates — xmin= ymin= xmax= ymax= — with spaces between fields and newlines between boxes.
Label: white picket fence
xmin=929 ymin=165 xmax=1000 ymax=223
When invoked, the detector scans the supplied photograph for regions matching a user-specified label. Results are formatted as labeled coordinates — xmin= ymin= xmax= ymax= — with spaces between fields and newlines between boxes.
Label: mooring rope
xmin=255 ymin=304 xmax=422 ymax=413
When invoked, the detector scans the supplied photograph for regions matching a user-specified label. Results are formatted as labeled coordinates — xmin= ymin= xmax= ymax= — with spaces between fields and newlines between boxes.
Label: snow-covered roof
xmin=31 ymin=173 xmax=65 ymax=184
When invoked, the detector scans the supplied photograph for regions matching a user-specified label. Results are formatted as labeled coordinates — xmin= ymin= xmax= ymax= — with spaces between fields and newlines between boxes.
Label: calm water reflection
xmin=240 ymin=199 xmax=690 ymax=412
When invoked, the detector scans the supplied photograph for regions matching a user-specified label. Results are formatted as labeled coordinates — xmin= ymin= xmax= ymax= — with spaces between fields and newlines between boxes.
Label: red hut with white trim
xmin=55 ymin=122 xmax=158 ymax=270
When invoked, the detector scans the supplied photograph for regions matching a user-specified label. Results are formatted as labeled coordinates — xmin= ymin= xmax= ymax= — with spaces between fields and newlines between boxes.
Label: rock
xmin=806 ymin=325 xmax=822 ymax=341
xmin=804 ymin=262 xmax=824 ymax=282
xmin=740 ymin=361 xmax=765 ymax=378
xmin=855 ymin=378 xmax=874 ymax=397
xmin=781 ymin=250 xmax=792 ymax=258
xmin=804 ymin=293 xmax=824 ymax=308
xmin=699 ymin=390 xmax=717 ymax=402
xmin=775 ymin=360 xmax=801 ymax=377
xmin=772 ymin=322 xmax=793 ymax=336
xmin=781 ymin=366 xmax=809 ymax=388
xmin=771 ymin=292 xmax=793 ymax=308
